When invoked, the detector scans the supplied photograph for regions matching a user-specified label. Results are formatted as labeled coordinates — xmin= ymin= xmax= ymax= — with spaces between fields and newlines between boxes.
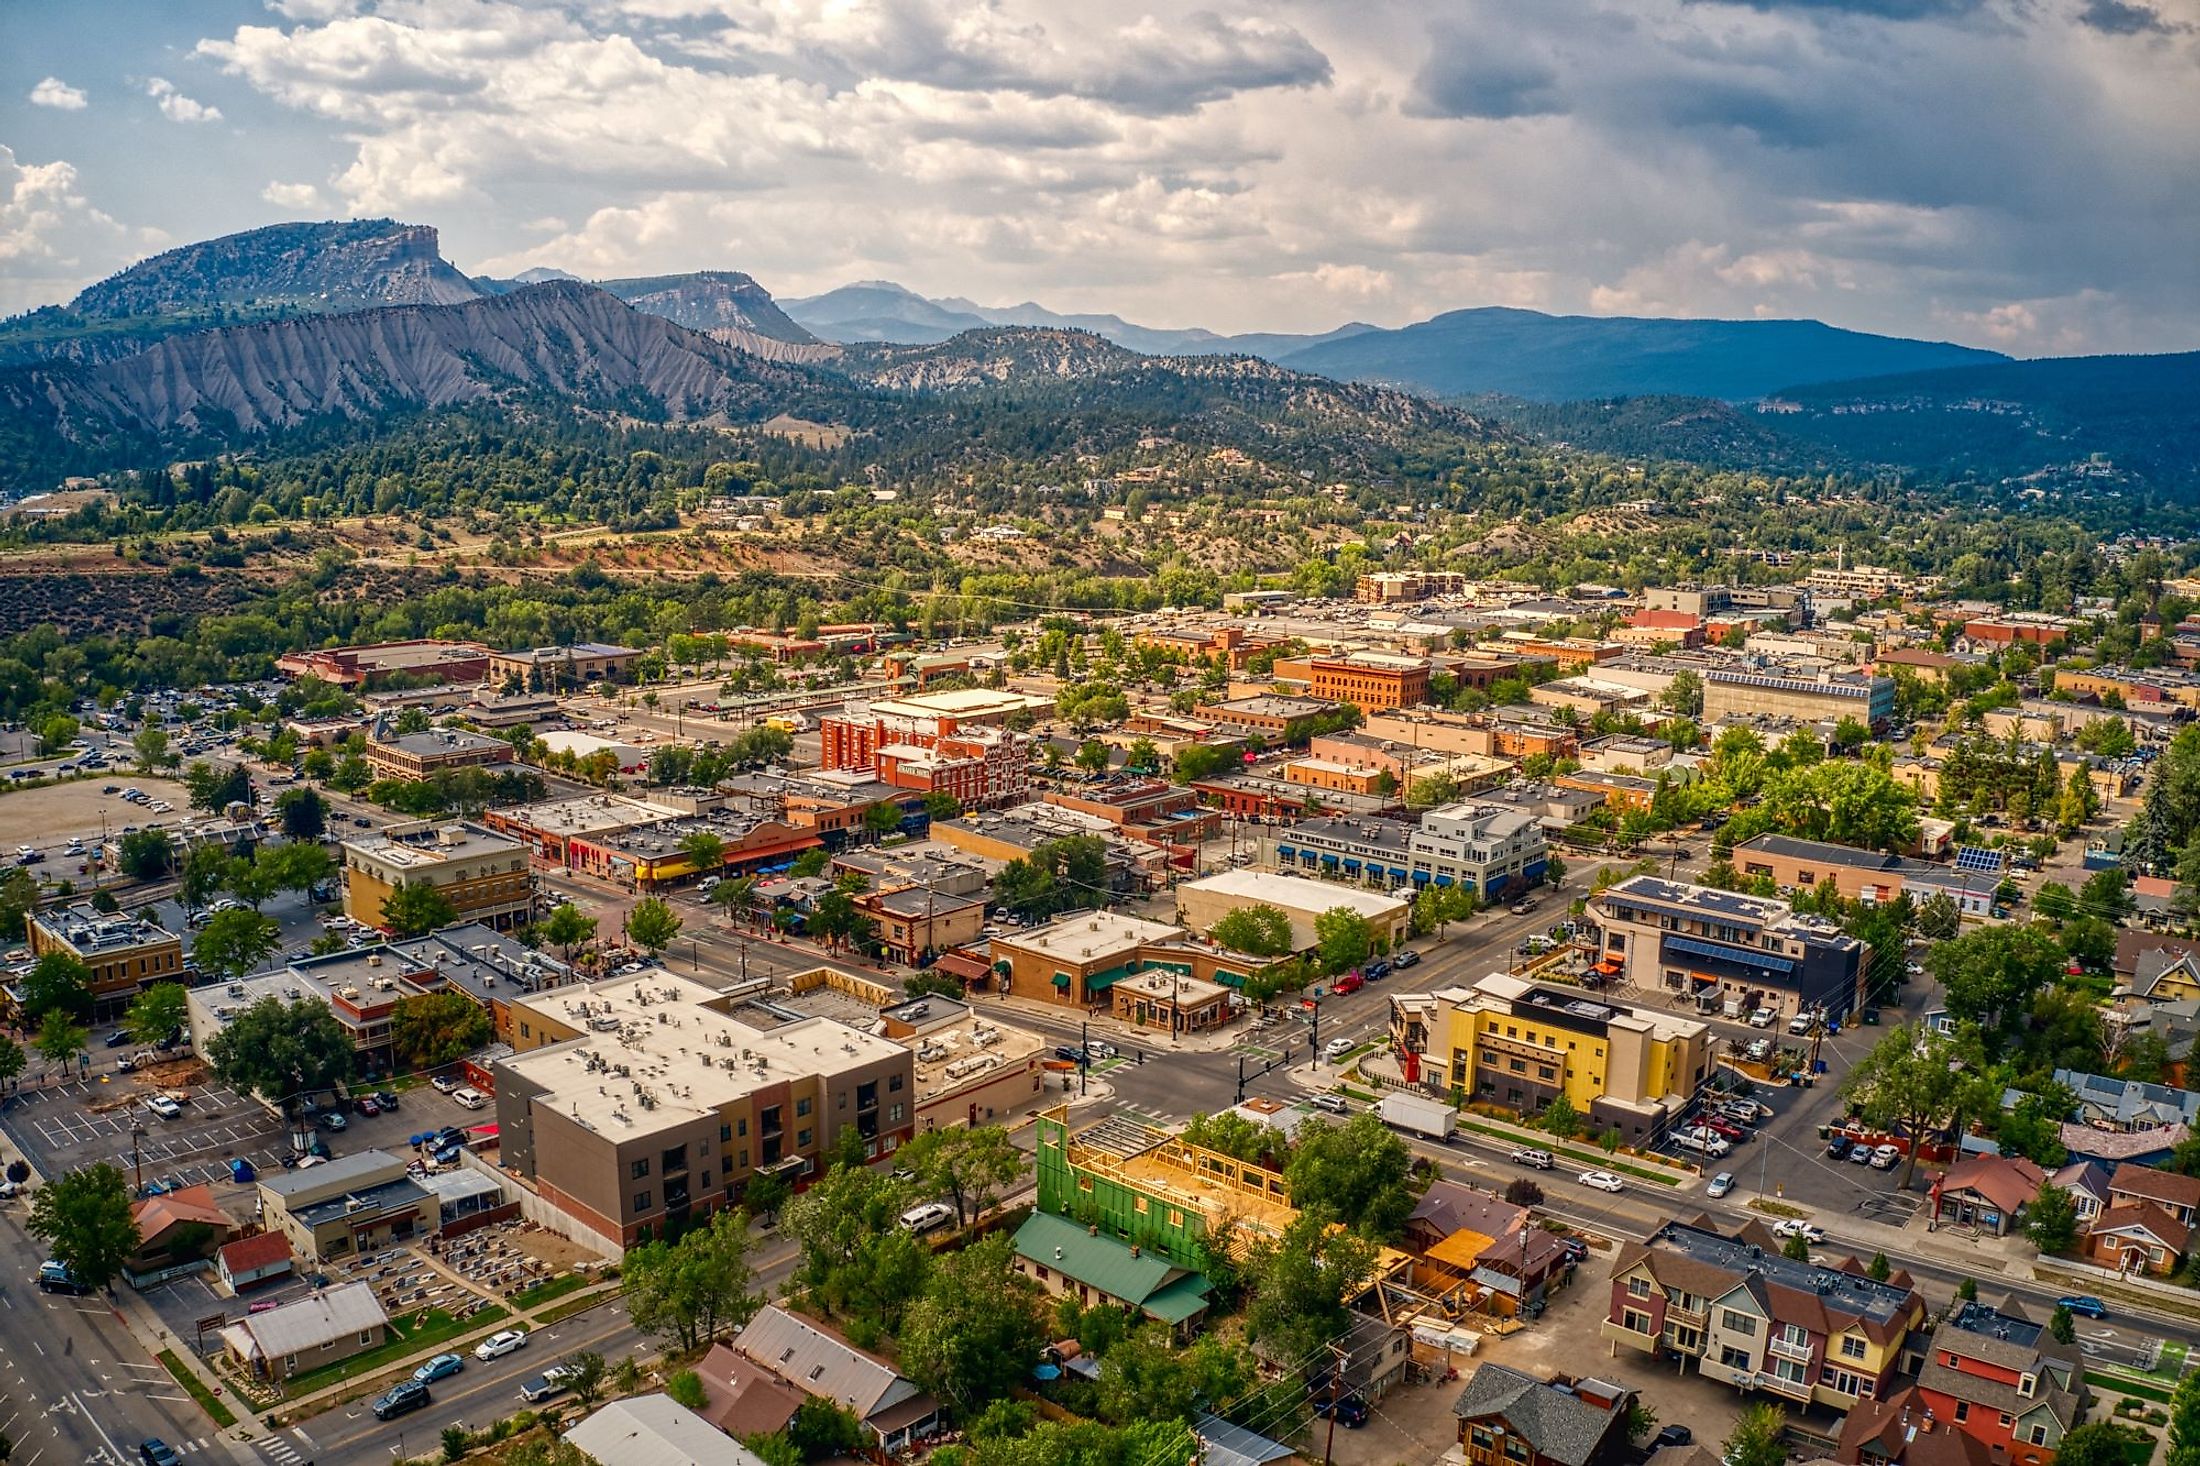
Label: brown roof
xmin=2107 ymin=1165 xmax=2200 ymax=1213
xmin=1411 ymin=1181 xmax=1531 ymax=1243
xmin=2115 ymin=930 xmax=2200 ymax=979
xmin=1838 ymin=1386 xmax=1996 ymax=1466
xmin=1934 ymin=1155 xmax=2045 ymax=1216
xmin=2092 ymin=1200 xmax=2194 ymax=1254
xmin=132 ymin=1184 xmax=232 ymax=1240
xmin=694 ymin=1340 xmax=806 ymax=1439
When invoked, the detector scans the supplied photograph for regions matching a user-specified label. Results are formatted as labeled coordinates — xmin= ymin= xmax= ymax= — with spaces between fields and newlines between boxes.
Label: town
xmin=4 ymin=552 xmax=2200 ymax=1466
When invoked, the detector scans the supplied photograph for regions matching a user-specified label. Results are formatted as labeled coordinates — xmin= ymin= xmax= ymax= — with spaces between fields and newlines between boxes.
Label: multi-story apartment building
xmin=1357 ymin=570 xmax=1472 ymax=603
xmin=1306 ymin=653 xmax=1432 ymax=712
xmin=341 ymin=821 xmax=534 ymax=932
xmin=1911 ymin=1303 xmax=2083 ymax=1466
xmin=486 ymin=641 xmax=645 ymax=689
xmin=820 ymin=689 xmax=1045 ymax=807
xmin=1394 ymin=973 xmax=1711 ymax=1142
xmin=1803 ymin=563 xmax=1905 ymax=599
xmin=1590 ymin=874 xmax=1869 ymax=1022
xmin=1604 ymin=1219 xmax=1927 ymax=1410
xmin=362 ymin=724 xmax=515 ymax=781
xmin=23 ymin=904 xmax=184 ymax=1024
xmin=1702 ymin=664 xmax=1896 ymax=728
xmin=1275 ymin=802 xmax=1548 ymax=900
xmin=495 ymin=971 xmax=916 ymax=1247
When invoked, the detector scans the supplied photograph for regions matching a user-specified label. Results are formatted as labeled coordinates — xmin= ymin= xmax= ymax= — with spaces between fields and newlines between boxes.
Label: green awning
xmin=1052 ymin=973 xmax=1071 ymax=989
xmin=1084 ymin=971 xmax=1121 ymax=992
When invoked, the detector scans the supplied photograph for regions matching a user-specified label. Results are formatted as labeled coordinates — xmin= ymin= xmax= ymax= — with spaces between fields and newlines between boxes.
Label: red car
xmin=1696 ymin=1115 xmax=1746 ymax=1143
xmin=1332 ymin=973 xmax=1367 ymax=996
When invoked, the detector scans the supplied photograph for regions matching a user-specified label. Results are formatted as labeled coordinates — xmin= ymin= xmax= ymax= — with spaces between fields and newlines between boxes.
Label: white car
xmin=1772 ymin=1219 xmax=1827 ymax=1243
xmin=898 ymin=1202 xmax=955 ymax=1234
xmin=1323 ymin=1037 xmax=1356 ymax=1061
xmin=1787 ymin=1013 xmax=1816 ymax=1035
xmin=1087 ymin=1042 xmax=1118 ymax=1060
xmin=1578 ymin=1170 xmax=1625 ymax=1193
xmin=144 ymin=1094 xmax=183 ymax=1119
xmin=474 ymin=1329 xmax=529 ymax=1361
xmin=451 ymin=1086 xmax=489 ymax=1110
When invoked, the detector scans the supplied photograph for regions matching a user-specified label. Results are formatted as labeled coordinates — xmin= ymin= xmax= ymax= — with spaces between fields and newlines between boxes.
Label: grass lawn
xmin=513 ymin=1273 xmax=590 ymax=1311
xmin=536 ymin=1290 xmax=616 ymax=1327
xmin=159 ymin=1349 xmax=237 ymax=1428
xmin=283 ymin=1304 xmax=509 ymax=1395
xmin=2089 ymin=1372 xmax=2174 ymax=1404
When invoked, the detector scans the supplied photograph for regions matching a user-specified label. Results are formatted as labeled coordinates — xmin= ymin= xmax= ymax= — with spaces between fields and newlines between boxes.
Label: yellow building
xmin=1402 ymin=972 xmax=1711 ymax=1144
xmin=341 ymin=821 xmax=533 ymax=932
xmin=24 ymin=904 xmax=185 ymax=1024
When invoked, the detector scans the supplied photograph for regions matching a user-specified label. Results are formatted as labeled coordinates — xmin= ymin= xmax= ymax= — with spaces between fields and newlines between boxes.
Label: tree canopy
xmin=205 ymin=994 xmax=353 ymax=1112
xmin=28 ymin=1162 xmax=139 ymax=1291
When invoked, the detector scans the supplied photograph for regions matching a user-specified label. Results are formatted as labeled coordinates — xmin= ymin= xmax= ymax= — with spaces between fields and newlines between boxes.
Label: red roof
xmin=218 ymin=1231 xmax=293 ymax=1274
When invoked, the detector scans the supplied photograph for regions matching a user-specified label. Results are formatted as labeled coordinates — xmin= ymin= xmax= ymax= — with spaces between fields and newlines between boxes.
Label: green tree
xmin=26 ymin=1162 xmax=137 ymax=1291
xmin=665 ymin=1367 xmax=707 ymax=1410
xmin=1841 ymin=1025 xmax=1996 ymax=1187
xmin=2025 ymin=1185 xmax=2080 ymax=1255
xmin=276 ymin=787 xmax=328 ymax=840
xmin=131 ymin=727 xmax=170 ymax=774
xmin=864 ymin=801 xmax=906 ymax=840
xmin=790 ymin=847 xmax=830 ymax=878
xmin=125 ymin=982 xmax=188 ymax=1047
xmin=1170 ymin=743 xmax=1230 ymax=785
xmin=1541 ymin=1094 xmax=1581 ymax=1139
xmin=540 ymin=902 xmax=598 ymax=964
xmin=1406 ymin=771 xmax=1461 ymax=810
xmin=1313 ymin=906 xmax=1374 ymax=974
xmin=35 ymin=1011 xmax=88 ymax=1078
xmin=782 ymin=1162 xmax=929 ymax=1340
xmin=380 ymin=880 xmax=459 ymax=938
xmin=0 ymin=865 xmax=37 ymax=945
xmin=1867 ymin=1251 xmax=1892 ymax=1280
xmin=628 ymin=895 xmax=682 ymax=954
xmin=1284 ymin=1111 xmax=1414 ymax=1240
xmin=679 ymin=830 xmax=726 ymax=875
xmin=924 ymin=792 xmax=963 ymax=822
xmin=2169 ymin=1370 xmax=2200 ymax=1466
xmin=564 ymin=1349 xmax=607 ymax=1407
xmin=1914 ymin=891 xmax=1962 ymax=940
xmin=0 ymin=1034 xmax=25 ymax=1096
xmin=1930 ymin=926 xmax=2067 ymax=1044
xmin=2081 ymin=867 xmax=2133 ymax=923
xmin=897 ymin=1124 xmax=1026 ymax=1226
xmin=1207 ymin=904 xmax=1296 ymax=957
xmin=184 ymin=761 xmax=254 ymax=814
xmin=622 ymin=1207 xmax=762 ymax=1351
xmin=1724 ymin=1403 xmax=1788 ymax=1466
xmin=192 ymin=907 xmax=280 ymax=981
xmin=901 ymin=1232 xmax=1050 ymax=1418
xmin=2048 ymin=1305 xmax=2077 ymax=1345
xmin=2058 ymin=1425 xmax=2148 ymax=1466
xmin=259 ymin=840 xmax=334 ymax=897
xmin=1181 ymin=1110 xmax=1277 ymax=1163
xmin=37 ymin=712 xmax=79 ymax=756
xmin=1243 ymin=1208 xmax=1379 ymax=1364
xmin=178 ymin=844 xmax=233 ymax=913
xmin=20 ymin=952 xmax=93 ymax=1022
xmin=2033 ymin=881 xmax=2077 ymax=922
xmin=204 ymin=994 xmax=352 ymax=1114
xmin=391 ymin=990 xmax=493 ymax=1070
xmin=117 ymin=827 xmax=175 ymax=879
xmin=1075 ymin=739 xmax=1112 ymax=776
xmin=1781 ymin=1233 xmax=1811 ymax=1262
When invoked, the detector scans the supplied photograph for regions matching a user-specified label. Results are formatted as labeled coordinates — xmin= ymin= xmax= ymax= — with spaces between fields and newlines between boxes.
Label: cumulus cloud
xmin=0 ymin=144 xmax=139 ymax=312
xmin=146 ymin=77 xmax=224 ymax=123
xmin=29 ymin=76 xmax=89 ymax=110
xmin=262 ymin=180 xmax=324 ymax=208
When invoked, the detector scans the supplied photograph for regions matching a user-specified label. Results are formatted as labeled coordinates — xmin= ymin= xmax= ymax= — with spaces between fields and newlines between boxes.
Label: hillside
xmin=596 ymin=271 xmax=820 ymax=346
xmin=1277 ymin=306 xmax=2009 ymax=402
xmin=0 ymin=281 xmax=852 ymax=480
xmin=0 ymin=219 xmax=486 ymax=368
xmin=838 ymin=328 xmax=1145 ymax=390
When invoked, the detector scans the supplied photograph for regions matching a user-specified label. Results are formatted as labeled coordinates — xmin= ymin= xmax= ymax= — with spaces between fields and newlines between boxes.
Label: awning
xmin=1594 ymin=958 xmax=1622 ymax=974
xmin=1084 ymin=971 xmax=1121 ymax=992
xmin=1051 ymin=973 xmax=1071 ymax=989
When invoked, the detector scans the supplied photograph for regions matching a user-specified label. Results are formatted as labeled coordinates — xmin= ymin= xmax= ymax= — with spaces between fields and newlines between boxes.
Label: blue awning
xmin=1342 ymin=859 xmax=1361 ymax=872
xmin=1277 ymin=845 xmax=1296 ymax=860
xmin=1665 ymin=934 xmax=1796 ymax=974
xmin=1434 ymin=873 xmax=1453 ymax=887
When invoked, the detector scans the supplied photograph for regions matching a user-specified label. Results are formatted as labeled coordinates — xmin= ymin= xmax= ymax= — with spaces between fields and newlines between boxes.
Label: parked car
xmin=2057 ymin=1296 xmax=2109 ymax=1320
xmin=1052 ymin=1045 xmax=1087 ymax=1064
xmin=1787 ymin=1013 xmax=1816 ymax=1035
xmin=1322 ymin=1036 xmax=1356 ymax=1061
xmin=138 ymin=1440 xmax=182 ymax=1466
xmin=1363 ymin=960 xmax=1392 ymax=981
xmin=474 ymin=1329 xmax=529 ymax=1361
xmin=451 ymin=1086 xmax=489 ymax=1110
xmin=1653 ymin=1426 xmax=1694 ymax=1450
xmin=1673 ymin=1127 xmax=1730 ymax=1158
xmin=372 ymin=1380 xmax=431 ymax=1420
xmin=1850 ymin=1142 xmax=1877 ymax=1166
xmin=1696 ymin=1116 xmax=1746 ymax=1143
xmin=898 ymin=1202 xmax=955 ymax=1235
xmin=1772 ymin=1219 xmax=1826 ymax=1243
xmin=519 ymin=1365 xmax=579 ymax=1404
xmin=1870 ymin=1143 xmax=1902 ymax=1170
xmin=1331 ymin=973 xmax=1366 ymax=995
xmin=36 ymin=1260 xmax=88 ymax=1294
xmin=431 ymin=1075 xmax=462 ymax=1094
xmin=372 ymin=1090 xmax=400 ymax=1111
xmin=313 ymin=1109 xmax=349 ymax=1130
xmin=1087 ymin=1041 xmax=1118 ymax=1060
xmin=1747 ymin=1007 xmax=1777 ymax=1028
xmin=143 ymin=1094 xmax=183 ymax=1120
xmin=104 ymin=1029 xmax=135 ymax=1048
xmin=1706 ymin=1172 xmax=1734 ymax=1198
xmin=353 ymin=1095 xmax=381 ymax=1116
xmin=1509 ymin=1148 xmax=1555 ymax=1170
xmin=1578 ymin=1170 xmax=1625 ymax=1193
xmin=1826 ymin=1135 xmax=1853 ymax=1160
xmin=1392 ymin=949 xmax=1421 ymax=968
xmin=414 ymin=1353 xmax=465 ymax=1383
xmin=1312 ymin=1395 xmax=1368 ymax=1428
xmin=1509 ymin=899 xmax=1538 ymax=915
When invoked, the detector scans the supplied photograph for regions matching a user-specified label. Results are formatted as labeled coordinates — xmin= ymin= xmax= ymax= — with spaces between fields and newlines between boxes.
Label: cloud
xmin=0 ymin=144 xmax=139 ymax=313
xmin=261 ymin=181 xmax=324 ymax=208
xmin=2076 ymin=0 xmax=2183 ymax=34
xmin=146 ymin=77 xmax=223 ymax=123
xmin=29 ymin=76 xmax=89 ymax=110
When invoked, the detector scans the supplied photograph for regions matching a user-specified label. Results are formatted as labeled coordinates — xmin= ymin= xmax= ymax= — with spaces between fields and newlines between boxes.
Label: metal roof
xmin=564 ymin=1395 xmax=769 ymax=1466
xmin=239 ymin=1280 xmax=386 ymax=1359
xmin=736 ymin=1304 xmax=917 ymax=1420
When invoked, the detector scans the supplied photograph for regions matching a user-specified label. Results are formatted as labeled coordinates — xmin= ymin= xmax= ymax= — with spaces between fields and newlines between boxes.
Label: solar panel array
xmin=1953 ymin=845 xmax=2007 ymax=874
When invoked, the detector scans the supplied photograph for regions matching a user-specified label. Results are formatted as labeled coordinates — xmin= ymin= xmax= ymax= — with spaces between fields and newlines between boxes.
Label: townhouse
xmin=1912 ymin=1302 xmax=2083 ymax=1466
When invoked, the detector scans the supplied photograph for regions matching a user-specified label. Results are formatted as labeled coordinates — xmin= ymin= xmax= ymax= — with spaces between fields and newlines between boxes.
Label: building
xmin=820 ymin=689 xmax=1042 ymax=808
xmin=1838 ymin=1388 xmax=1997 ymax=1466
xmin=691 ymin=1340 xmax=808 ymax=1439
xmin=1927 ymin=1155 xmax=2045 ymax=1237
xmin=2083 ymin=1201 xmax=2190 ymax=1277
xmin=258 ymin=1150 xmax=434 ymax=1261
xmin=1703 ymin=665 xmax=1896 ymax=729
xmin=1112 ymin=969 xmax=1233 ymax=1036
xmin=1358 ymin=570 xmax=1472 ymax=603
xmin=1175 ymin=869 xmax=1411 ymax=954
xmin=733 ymin=1304 xmax=940 ymax=1451
xmin=1732 ymin=834 xmax=1915 ymax=900
xmin=1603 ymin=1218 xmax=1928 ymax=1409
xmin=1193 ymin=695 xmax=1343 ymax=738
xmin=535 ymin=728 xmax=651 ymax=773
xmin=564 ymin=811 xmax=822 ymax=890
xmin=1451 ymin=1365 xmax=1636 ymax=1466
xmin=340 ymin=821 xmax=533 ymax=932
xmin=990 ymin=911 xmax=1266 ymax=1011
xmin=219 ymin=1280 xmax=388 ymax=1382
xmin=128 ymin=1184 xmax=237 ymax=1279
xmin=1276 ymin=802 xmax=1548 ymax=900
xmin=565 ymin=1394 xmax=771 ymax=1466
xmin=1912 ymin=1302 xmax=2084 ymax=1466
xmin=215 ymin=1231 xmax=295 ymax=1294
xmin=363 ymin=723 xmax=516 ymax=781
xmin=488 ymin=642 xmax=645 ymax=689
xmin=1043 ymin=778 xmax=1220 ymax=850
xmin=481 ymin=793 xmax=695 ymax=866
xmin=1589 ymin=875 xmax=1870 ymax=1022
xmin=878 ymin=996 xmax=1047 ymax=1133
xmin=275 ymin=639 xmax=490 ymax=689
xmin=1011 ymin=1209 xmax=1214 ymax=1332
xmin=1397 ymin=974 xmax=1712 ymax=1142
xmin=859 ymin=886 xmax=985 ymax=965
xmin=22 ymin=904 xmax=184 ymax=1024
xmin=2104 ymin=1163 xmax=2200 ymax=1225
xmin=494 ymin=972 xmax=915 ymax=1246
xmin=1308 ymin=653 xmax=1432 ymax=712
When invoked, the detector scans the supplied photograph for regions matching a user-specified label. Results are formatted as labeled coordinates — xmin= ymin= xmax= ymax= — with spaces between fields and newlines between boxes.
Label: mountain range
xmin=0 ymin=217 xmax=2192 ymax=493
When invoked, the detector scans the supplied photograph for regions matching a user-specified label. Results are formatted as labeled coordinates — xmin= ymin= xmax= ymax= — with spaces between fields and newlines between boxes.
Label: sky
xmin=4 ymin=0 xmax=2198 ymax=356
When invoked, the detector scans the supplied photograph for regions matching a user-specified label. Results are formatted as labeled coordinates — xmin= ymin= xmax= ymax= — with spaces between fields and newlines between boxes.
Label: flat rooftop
xmin=863 ymin=688 xmax=1051 ymax=720
xmin=33 ymin=904 xmax=176 ymax=954
xmin=1181 ymin=868 xmax=1405 ymax=917
xmin=491 ymin=794 xmax=683 ymax=834
xmin=999 ymin=911 xmax=1184 ymax=964
xmin=343 ymin=822 xmax=522 ymax=868
xmin=905 ymin=1010 xmax=1045 ymax=1107
xmin=1652 ymin=1221 xmax=1916 ymax=1325
xmin=503 ymin=971 xmax=905 ymax=1133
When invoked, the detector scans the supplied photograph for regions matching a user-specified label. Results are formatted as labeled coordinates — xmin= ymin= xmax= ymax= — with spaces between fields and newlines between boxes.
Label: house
xmin=2083 ymin=1202 xmax=2191 ymax=1277
xmin=2104 ymin=1164 xmax=2200 ymax=1226
xmin=2047 ymin=1161 xmax=2113 ymax=1228
xmin=1451 ymin=1364 xmax=1635 ymax=1466
xmin=215 ymin=1231 xmax=294 ymax=1294
xmin=1193 ymin=1414 xmax=1298 ymax=1466
xmin=564 ymin=1394 xmax=771 ymax=1466
xmin=735 ymin=1304 xmax=940 ymax=1451
xmin=1929 ymin=1155 xmax=2046 ymax=1236
xmin=2054 ymin=1070 xmax=2200 ymax=1132
xmin=1407 ymin=1181 xmax=1530 ymax=1256
xmin=218 ymin=1280 xmax=388 ymax=1381
xmin=1839 ymin=1386 xmax=1998 ymax=1466
xmin=2055 ymin=1123 xmax=2187 ymax=1170
xmin=127 ymin=1184 xmax=235 ymax=1279
xmin=1472 ymin=1228 xmax=1574 ymax=1317
xmin=693 ymin=1341 xmax=808 ymax=1439
xmin=1912 ymin=1301 xmax=2083 ymax=1465
xmin=1407 ymin=1181 xmax=1567 ymax=1315
xmin=1011 ymin=1210 xmax=1214 ymax=1333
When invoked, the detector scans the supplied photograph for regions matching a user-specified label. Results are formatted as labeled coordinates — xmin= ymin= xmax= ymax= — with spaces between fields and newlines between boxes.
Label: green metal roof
xmin=1012 ymin=1211 xmax=1211 ymax=1320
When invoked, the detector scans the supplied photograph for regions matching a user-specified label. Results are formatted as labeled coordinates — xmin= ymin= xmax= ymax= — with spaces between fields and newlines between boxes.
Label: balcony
xmin=1769 ymin=1336 xmax=1815 ymax=1365
xmin=1667 ymin=1301 xmax=1707 ymax=1326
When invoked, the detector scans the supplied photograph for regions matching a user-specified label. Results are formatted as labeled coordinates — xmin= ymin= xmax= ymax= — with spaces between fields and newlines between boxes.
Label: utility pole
xmin=1080 ymin=1019 xmax=1089 ymax=1097
xmin=1322 ymin=1341 xmax=1350 ymax=1466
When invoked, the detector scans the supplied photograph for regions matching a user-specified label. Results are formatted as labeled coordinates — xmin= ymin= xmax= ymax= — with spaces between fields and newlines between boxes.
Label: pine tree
xmin=2127 ymin=770 xmax=2177 ymax=878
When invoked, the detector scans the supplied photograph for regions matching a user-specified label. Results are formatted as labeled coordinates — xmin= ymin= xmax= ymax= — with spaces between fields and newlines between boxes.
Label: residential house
xmin=2104 ymin=1164 xmax=2200 ymax=1226
xmin=734 ymin=1304 xmax=940 ymax=1451
xmin=215 ymin=1231 xmax=294 ymax=1294
xmin=1407 ymin=1181 xmax=1530 ymax=1256
xmin=2056 ymin=1071 xmax=2200 ymax=1132
xmin=2047 ymin=1161 xmax=2113 ymax=1229
xmin=1839 ymin=1386 xmax=1998 ymax=1466
xmin=1010 ymin=1210 xmax=1214 ymax=1333
xmin=127 ymin=1184 xmax=236 ymax=1280
xmin=2056 ymin=1125 xmax=2187 ymax=1171
xmin=1603 ymin=1219 xmax=1927 ymax=1410
xmin=1913 ymin=1302 xmax=2083 ymax=1465
xmin=564 ymin=1394 xmax=771 ymax=1466
xmin=2083 ymin=1202 xmax=2191 ymax=1277
xmin=1451 ymin=1365 xmax=1635 ymax=1466
xmin=218 ymin=1280 xmax=388 ymax=1382
xmin=1929 ymin=1155 xmax=2046 ymax=1237
xmin=692 ymin=1340 xmax=807 ymax=1439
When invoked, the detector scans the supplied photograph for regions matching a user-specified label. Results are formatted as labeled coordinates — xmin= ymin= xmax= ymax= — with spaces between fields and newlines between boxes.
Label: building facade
xmin=1590 ymin=875 xmax=1869 ymax=1022
xmin=1702 ymin=665 xmax=1897 ymax=728
xmin=341 ymin=821 xmax=533 ymax=932
xmin=363 ymin=725 xmax=516 ymax=781
xmin=1308 ymin=653 xmax=1432 ymax=712
xmin=24 ymin=904 xmax=184 ymax=1023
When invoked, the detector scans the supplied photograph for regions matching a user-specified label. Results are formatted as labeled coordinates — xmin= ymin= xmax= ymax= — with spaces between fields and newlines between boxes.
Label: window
xmin=1627 ymin=1277 xmax=1652 ymax=1299
xmin=360 ymin=1330 xmax=373 ymax=1345
xmin=737 ymin=1118 xmax=748 ymax=1137
xmin=1135 ymin=1197 xmax=1149 ymax=1214
xmin=890 ymin=1103 xmax=906 ymax=1122
xmin=1719 ymin=1346 xmax=1753 ymax=1371
xmin=2000 ymin=1415 xmax=2012 ymax=1429
xmin=889 ymin=1072 xmax=904 ymax=1091
xmin=798 ymin=1128 xmax=813 ymax=1148
xmin=1471 ymin=1429 xmax=1495 ymax=1451
xmin=1622 ymin=1308 xmax=1653 ymax=1335
xmin=2019 ymin=1373 xmax=2036 ymax=1398
xmin=1721 ymin=1310 xmax=1757 ymax=1336
xmin=1841 ymin=1336 xmax=1867 ymax=1361
xmin=797 ymin=1097 xmax=812 ymax=1117
xmin=634 ymin=1190 xmax=652 ymax=1211
xmin=630 ymin=1159 xmax=650 ymax=1179
xmin=1169 ymin=1209 xmax=1184 ymax=1226
xmin=2030 ymin=1427 xmax=2049 ymax=1447
xmin=721 ymin=1124 xmax=732 ymax=1142
xmin=1954 ymin=1402 xmax=1970 ymax=1423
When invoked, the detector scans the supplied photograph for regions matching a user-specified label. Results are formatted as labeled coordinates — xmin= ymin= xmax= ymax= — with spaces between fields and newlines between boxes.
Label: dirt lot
xmin=513 ymin=1226 xmax=603 ymax=1272
xmin=0 ymin=773 xmax=197 ymax=850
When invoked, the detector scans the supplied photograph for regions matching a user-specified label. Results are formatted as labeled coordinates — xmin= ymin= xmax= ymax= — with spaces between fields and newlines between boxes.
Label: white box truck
xmin=1376 ymin=1092 xmax=1458 ymax=1142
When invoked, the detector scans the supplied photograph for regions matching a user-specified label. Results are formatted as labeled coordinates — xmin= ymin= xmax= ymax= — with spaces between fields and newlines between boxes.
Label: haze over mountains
xmin=0 ymin=217 xmax=2192 ymax=493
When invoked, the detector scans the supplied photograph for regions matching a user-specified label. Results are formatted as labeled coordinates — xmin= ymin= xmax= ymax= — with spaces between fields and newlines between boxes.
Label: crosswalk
xmin=256 ymin=1426 xmax=316 ymax=1464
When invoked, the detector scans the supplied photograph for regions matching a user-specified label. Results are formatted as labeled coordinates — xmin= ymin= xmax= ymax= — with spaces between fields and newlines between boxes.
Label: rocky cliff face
xmin=69 ymin=219 xmax=484 ymax=318
xmin=839 ymin=327 xmax=1142 ymax=391
xmin=599 ymin=272 xmax=821 ymax=346
xmin=4 ymin=281 xmax=828 ymax=444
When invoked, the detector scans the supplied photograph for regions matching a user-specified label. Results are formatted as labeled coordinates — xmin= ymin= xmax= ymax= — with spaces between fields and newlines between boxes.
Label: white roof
xmin=238 ymin=1281 xmax=387 ymax=1358
xmin=999 ymin=910 xmax=1185 ymax=964
xmin=565 ymin=1395 xmax=768 ymax=1466
xmin=1180 ymin=868 xmax=1407 ymax=920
